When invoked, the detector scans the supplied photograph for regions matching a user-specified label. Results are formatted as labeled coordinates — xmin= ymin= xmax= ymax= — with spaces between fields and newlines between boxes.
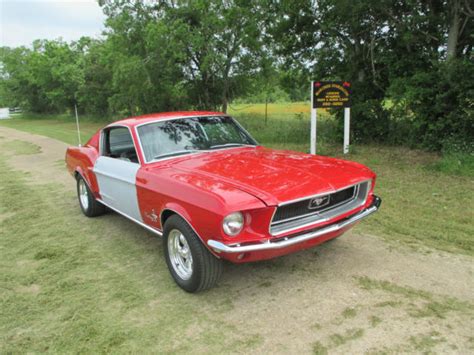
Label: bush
xmin=389 ymin=59 xmax=474 ymax=151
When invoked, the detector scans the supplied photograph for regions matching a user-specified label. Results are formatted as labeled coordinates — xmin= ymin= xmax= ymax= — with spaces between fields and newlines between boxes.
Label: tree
xmin=0 ymin=0 xmax=472 ymax=151
xmin=266 ymin=0 xmax=473 ymax=147
xmin=99 ymin=0 xmax=264 ymax=113
xmin=446 ymin=0 xmax=474 ymax=59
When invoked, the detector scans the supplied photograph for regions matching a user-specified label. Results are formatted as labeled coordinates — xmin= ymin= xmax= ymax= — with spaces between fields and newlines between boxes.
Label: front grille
xmin=272 ymin=186 xmax=357 ymax=223
xmin=270 ymin=181 xmax=370 ymax=236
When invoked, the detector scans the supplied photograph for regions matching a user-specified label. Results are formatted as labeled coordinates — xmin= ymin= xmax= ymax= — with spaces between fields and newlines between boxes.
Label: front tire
xmin=76 ymin=175 xmax=105 ymax=217
xmin=163 ymin=215 xmax=223 ymax=293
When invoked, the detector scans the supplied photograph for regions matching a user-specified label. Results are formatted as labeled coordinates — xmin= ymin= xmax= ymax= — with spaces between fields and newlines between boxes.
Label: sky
xmin=0 ymin=0 xmax=106 ymax=47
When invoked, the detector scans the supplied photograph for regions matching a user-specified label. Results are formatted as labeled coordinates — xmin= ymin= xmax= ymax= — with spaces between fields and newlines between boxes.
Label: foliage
xmin=389 ymin=59 xmax=474 ymax=151
xmin=265 ymin=0 xmax=473 ymax=148
xmin=0 ymin=0 xmax=473 ymax=151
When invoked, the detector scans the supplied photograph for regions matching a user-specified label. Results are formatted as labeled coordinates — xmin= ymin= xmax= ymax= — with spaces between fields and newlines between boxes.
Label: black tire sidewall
xmin=163 ymin=216 xmax=205 ymax=292
xmin=76 ymin=176 xmax=94 ymax=217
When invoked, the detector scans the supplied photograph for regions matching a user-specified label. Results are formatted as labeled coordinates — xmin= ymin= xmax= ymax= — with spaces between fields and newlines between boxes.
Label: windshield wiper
xmin=209 ymin=143 xmax=252 ymax=150
xmin=153 ymin=150 xmax=197 ymax=160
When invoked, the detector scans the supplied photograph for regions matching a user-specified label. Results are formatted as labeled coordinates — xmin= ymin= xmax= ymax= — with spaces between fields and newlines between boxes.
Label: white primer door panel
xmin=93 ymin=156 xmax=143 ymax=222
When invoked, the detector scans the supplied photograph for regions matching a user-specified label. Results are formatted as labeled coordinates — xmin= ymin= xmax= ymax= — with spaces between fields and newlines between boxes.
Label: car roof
xmin=108 ymin=111 xmax=226 ymax=128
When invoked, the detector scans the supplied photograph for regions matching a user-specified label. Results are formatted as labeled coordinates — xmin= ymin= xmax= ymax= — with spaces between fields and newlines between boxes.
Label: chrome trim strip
xmin=271 ymin=185 xmax=359 ymax=226
xmin=97 ymin=199 xmax=163 ymax=236
xmin=277 ymin=179 xmax=371 ymax=207
xmin=269 ymin=181 xmax=371 ymax=236
xmin=271 ymin=215 xmax=332 ymax=236
xmin=208 ymin=198 xmax=380 ymax=253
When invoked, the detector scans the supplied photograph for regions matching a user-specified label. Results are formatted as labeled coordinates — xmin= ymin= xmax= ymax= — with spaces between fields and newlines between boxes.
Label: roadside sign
xmin=313 ymin=81 xmax=351 ymax=108
xmin=310 ymin=81 xmax=351 ymax=155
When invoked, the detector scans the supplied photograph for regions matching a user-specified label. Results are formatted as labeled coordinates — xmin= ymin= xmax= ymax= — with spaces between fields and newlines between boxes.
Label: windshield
xmin=136 ymin=116 xmax=257 ymax=162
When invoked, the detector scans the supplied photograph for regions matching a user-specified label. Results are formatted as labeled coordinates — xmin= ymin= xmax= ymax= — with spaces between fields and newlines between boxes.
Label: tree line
xmin=0 ymin=0 xmax=472 ymax=151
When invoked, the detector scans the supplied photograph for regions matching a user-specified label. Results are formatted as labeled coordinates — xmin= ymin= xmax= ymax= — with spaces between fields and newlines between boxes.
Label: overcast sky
xmin=0 ymin=0 xmax=106 ymax=47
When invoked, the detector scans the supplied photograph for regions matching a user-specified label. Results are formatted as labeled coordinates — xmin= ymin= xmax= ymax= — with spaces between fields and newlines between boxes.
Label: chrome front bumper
xmin=208 ymin=196 xmax=381 ymax=253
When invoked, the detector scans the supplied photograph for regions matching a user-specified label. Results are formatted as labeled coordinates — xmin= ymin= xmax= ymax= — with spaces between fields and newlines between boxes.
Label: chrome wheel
xmin=168 ymin=229 xmax=193 ymax=280
xmin=78 ymin=179 xmax=89 ymax=211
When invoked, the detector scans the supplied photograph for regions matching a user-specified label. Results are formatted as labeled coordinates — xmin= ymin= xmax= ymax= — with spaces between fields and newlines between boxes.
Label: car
xmin=65 ymin=111 xmax=381 ymax=292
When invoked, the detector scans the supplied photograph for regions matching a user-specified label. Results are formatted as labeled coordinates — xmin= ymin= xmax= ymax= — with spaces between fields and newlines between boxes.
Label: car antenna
xmin=74 ymin=103 xmax=82 ymax=147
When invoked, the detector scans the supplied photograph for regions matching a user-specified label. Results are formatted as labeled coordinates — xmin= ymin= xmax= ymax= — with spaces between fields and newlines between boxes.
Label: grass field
xmin=0 ymin=103 xmax=331 ymax=153
xmin=0 ymin=140 xmax=259 ymax=353
xmin=0 ymin=114 xmax=104 ymax=146
xmin=1 ymin=106 xmax=473 ymax=353
xmin=228 ymin=101 xmax=312 ymax=116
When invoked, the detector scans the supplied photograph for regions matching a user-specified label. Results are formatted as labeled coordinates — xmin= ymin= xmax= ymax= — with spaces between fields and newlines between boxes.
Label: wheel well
xmin=161 ymin=209 xmax=176 ymax=227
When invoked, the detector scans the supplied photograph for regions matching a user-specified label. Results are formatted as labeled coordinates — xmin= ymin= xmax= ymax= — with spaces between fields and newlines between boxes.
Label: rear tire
xmin=163 ymin=215 xmax=223 ymax=293
xmin=76 ymin=175 xmax=105 ymax=217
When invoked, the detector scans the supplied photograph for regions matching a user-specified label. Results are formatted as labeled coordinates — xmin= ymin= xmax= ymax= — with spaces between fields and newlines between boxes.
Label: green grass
xmin=409 ymin=331 xmax=446 ymax=352
xmin=341 ymin=307 xmax=358 ymax=319
xmin=0 ymin=114 xmax=103 ymax=146
xmin=329 ymin=328 xmax=365 ymax=347
xmin=228 ymin=101 xmax=313 ymax=117
xmin=1 ymin=108 xmax=473 ymax=353
xmin=2 ymin=139 xmax=42 ymax=155
xmin=356 ymin=276 xmax=474 ymax=320
xmin=351 ymin=145 xmax=474 ymax=255
xmin=312 ymin=341 xmax=329 ymax=355
xmin=0 ymin=140 xmax=263 ymax=353
xmin=428 ymin=151 xmax=474 ymax=177
xmin=369 ymin=316 xmax=382 ymax=327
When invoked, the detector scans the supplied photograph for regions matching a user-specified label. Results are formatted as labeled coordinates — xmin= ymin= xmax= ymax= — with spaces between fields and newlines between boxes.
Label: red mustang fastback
xmin=66 ymin=111 xmax=381 ymax=292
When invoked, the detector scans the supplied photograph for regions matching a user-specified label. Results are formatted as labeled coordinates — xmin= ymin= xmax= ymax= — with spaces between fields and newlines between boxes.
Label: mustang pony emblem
xmin=308 ymin=195 xmax=330 ymax=209
xmin=145 ymin=209 xmax=159 ymax=222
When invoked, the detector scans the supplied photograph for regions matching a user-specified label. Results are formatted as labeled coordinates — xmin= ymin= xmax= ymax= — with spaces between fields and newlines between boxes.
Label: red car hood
xmin=162 ymin=146 xmax=374 ymax=206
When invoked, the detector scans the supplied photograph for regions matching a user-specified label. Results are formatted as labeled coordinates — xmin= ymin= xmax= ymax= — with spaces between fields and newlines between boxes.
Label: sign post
xmin=310 ymin=81 xmax=317 ymax=154
xmin=343 ymin=107 xmax=350 ymax=154
xmin=311 ymin=81 xmax=351 ymax=154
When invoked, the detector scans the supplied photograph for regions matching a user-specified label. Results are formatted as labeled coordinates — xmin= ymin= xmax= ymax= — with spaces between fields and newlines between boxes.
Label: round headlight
xmin=222 ymin=212 xmax=244 ymax=236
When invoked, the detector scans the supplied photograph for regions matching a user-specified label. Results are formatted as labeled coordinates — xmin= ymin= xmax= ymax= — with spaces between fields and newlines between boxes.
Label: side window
xmin=103 ymin=127 xmax=139 ymax=163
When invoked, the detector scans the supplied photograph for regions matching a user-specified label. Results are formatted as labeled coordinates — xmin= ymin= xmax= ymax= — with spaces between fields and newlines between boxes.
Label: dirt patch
xmin=0 ymin=126 xmax=70 ymax=187
xmin=0 ymin=211 xmax=15 ymax=223
xmin=15 ymin=284 xmax=41 ymax=295
xmin=1 ymin=125 xmax=473 ymax=353
xmin=214 ymin=237 xmax=473 ymax=354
